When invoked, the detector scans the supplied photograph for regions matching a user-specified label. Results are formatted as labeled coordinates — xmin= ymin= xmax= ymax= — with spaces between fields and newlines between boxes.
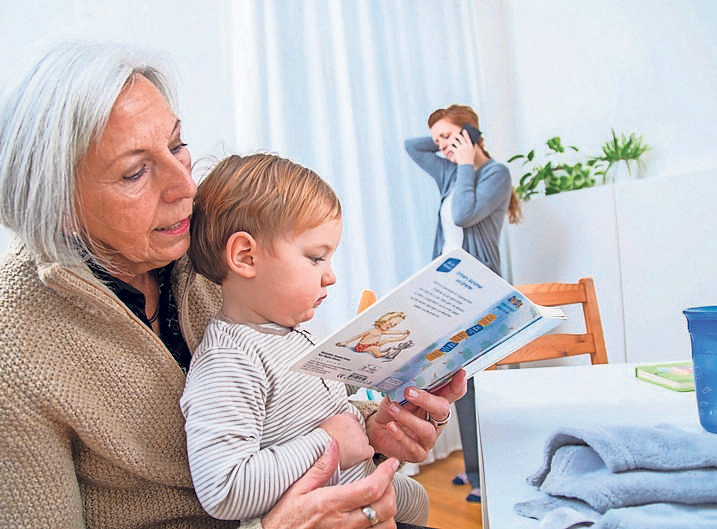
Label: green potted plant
xmin=597 ymin=129 xmax=649 ymax=183
xmin=509 ymin=136 xmax=602 ymax=201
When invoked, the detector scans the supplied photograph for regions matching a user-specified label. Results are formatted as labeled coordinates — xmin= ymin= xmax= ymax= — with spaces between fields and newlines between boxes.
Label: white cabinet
xmin=506 ymin=170 xmax=717 ymax=364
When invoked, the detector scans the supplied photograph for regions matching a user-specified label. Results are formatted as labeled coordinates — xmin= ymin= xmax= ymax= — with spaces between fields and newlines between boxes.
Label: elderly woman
xmin=0 ymin=42 xmax=465 ymax=529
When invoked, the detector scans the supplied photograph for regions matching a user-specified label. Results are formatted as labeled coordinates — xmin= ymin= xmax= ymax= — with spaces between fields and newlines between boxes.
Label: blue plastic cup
xmin=683 ymin=306 xmax=717 ymax=434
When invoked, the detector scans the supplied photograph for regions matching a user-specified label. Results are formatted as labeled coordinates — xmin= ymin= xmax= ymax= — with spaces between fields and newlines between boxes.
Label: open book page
xmin=291 ymin=249 xmax=566 ymax=401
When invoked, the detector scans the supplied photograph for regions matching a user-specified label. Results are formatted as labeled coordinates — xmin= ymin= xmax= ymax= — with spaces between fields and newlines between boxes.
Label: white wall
xmin=0 ymin=0 xmax=236 ymax=159
xmin=493 ymin=0 xmax=717 ymax=181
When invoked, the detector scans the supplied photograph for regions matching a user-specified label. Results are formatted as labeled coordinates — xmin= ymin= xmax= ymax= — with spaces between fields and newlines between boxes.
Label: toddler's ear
xmin=226 ymin=231 xmax=257 ymax=278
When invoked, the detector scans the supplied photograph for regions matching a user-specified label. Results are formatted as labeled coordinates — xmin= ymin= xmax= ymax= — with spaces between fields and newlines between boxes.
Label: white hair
xmin=0 ymin=41 xmax=177 ymax=265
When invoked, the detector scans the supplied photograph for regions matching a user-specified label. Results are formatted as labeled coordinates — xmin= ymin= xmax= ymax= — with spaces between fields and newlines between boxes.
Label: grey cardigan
xmin=405 ymin=136 xmax=512 ymax=275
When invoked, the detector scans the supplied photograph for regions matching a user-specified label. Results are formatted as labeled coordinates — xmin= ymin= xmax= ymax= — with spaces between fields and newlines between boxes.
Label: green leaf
xmin=600 ymin=129 xmax=649 ymax=163
xmin=545 ymin=186 xmax=561 ymax=195
xmin=547 ymin=137 xmax=565 ymax=153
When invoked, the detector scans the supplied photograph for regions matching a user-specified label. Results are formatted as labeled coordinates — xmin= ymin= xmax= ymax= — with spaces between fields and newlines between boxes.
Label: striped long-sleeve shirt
xmin=180 ymin=316 xmax=428 ymax=523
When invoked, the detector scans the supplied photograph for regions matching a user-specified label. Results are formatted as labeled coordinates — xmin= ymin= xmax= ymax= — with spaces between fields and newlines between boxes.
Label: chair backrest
xmin=491 ymin=277 xmax=608 ymax=367
xmin=357 ymin=289 xmax=377 ymax=314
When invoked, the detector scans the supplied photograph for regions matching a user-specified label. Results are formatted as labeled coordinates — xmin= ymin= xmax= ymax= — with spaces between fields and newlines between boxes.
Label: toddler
xmin=180 ymin=153 xmax=428 ymax=523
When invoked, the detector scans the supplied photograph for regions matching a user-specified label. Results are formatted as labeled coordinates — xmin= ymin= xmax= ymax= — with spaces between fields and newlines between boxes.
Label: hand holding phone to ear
xmin=461 ymin=125 xmax=481 ymax=145
xmin=451 ymin=125 xmax=481 ymax=165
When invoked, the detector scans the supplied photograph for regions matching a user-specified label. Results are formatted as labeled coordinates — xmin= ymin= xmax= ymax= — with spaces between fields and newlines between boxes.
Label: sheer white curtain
xmin=229 ymin=0 xmax=487 ymax=468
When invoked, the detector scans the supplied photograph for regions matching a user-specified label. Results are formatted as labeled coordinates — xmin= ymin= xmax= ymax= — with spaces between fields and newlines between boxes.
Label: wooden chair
xmin=490 ymin=277 xmax=608 ymax=367
xmin=357 ymin=289 xmax=377 ymax=314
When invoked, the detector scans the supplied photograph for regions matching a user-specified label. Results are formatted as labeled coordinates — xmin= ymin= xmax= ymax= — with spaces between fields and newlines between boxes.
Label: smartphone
xmin=462 ymin=125 xmax=482 ymax=145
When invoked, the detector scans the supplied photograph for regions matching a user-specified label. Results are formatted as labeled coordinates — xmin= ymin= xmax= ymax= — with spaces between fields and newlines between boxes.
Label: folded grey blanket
xmin=516 ymin=500 xmax=717 ymax=529
xmin=530 ymin=423 xmax=717 ymax=480
xmin=515 ymin=424 xmax=717 ymax=528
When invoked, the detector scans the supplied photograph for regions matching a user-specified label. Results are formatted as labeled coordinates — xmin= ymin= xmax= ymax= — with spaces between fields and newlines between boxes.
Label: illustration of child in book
xmin=336 ymin=311 xmax=412 ymax=359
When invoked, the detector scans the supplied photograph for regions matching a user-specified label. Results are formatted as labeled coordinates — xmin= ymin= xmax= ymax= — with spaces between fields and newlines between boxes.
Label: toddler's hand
xmin=320 ymin=413 xmax=374 ymax=470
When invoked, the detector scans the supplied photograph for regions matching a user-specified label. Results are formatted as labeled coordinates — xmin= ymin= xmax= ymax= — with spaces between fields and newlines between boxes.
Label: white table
xmin=474 ymin=363 xmax=701 ymax=528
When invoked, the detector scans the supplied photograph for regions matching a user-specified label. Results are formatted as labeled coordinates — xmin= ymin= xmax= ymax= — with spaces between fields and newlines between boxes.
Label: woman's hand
xmin=263 ymin=439 xmax=398 ymax=529
xmin=365 ymin=370 xmax=467 ymax=462
xmin=451 ymin=129 xmax=476 ymax=166
xmin=320 ymin=413 xmax=375 ymax=469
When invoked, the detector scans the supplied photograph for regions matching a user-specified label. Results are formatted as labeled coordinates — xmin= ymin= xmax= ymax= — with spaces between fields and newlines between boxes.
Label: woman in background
xmin=405 ymin=103 xmax=521 ymax=502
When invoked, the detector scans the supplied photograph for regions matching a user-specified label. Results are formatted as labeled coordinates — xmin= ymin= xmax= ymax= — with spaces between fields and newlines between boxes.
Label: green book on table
xmin=634 ymin=361 xmax=695 ymax=392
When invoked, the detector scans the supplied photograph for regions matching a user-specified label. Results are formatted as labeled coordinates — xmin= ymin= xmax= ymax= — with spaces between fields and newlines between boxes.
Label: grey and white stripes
xmin=181 ymin=318 xmax=428 ymax=523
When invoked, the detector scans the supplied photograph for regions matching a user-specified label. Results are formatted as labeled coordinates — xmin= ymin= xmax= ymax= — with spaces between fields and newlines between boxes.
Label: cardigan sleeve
xmin=0 ymin=381 xmax=86 ymax=528
xmin=451 ymin=161 xmax=512 ymax=227
xmin=404 ymin=136 xmax=455 ymax=194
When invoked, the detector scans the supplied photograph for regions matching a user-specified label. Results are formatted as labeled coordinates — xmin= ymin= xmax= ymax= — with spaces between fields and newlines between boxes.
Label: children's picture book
xmin=291 ymin=248 xmax=566 ymax=402
xmin=634 ymin=361 xmax=695 ymax=392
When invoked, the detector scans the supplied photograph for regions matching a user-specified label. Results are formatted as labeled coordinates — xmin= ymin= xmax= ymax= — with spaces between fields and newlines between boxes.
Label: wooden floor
xmin=412 ymin=450 xmax=482 ymax=529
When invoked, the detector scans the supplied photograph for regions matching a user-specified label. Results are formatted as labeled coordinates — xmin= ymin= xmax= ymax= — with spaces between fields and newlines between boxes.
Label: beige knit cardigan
xmin=0 ymin=243 xmax=261 ymax=529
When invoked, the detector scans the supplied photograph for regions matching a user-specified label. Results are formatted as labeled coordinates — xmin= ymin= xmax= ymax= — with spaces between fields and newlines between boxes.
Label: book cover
xmin=291 ymin=248 xmax=566 ymax=401
xmin=634 ymin=361 xmax=695 ymax=392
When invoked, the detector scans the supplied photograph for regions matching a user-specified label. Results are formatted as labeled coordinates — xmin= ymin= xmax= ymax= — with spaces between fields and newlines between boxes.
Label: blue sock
xmin=466 ymin=487 xmax=481 ymax=503
xmin=451 ymin=473 xmax=469 ymax=485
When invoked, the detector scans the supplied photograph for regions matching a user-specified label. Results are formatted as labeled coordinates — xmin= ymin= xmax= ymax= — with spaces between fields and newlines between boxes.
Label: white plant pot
xmin=608 ymin=162 xmax=639 ymax=183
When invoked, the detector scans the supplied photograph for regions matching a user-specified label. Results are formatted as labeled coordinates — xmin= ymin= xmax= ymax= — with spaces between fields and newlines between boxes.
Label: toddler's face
xmin=251 ymin=218 xmax=341 ymax=328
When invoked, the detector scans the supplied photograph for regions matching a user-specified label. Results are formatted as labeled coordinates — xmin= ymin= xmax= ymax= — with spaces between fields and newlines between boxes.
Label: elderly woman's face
xmin=75 ymin=75 xmax=195 ymax=276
